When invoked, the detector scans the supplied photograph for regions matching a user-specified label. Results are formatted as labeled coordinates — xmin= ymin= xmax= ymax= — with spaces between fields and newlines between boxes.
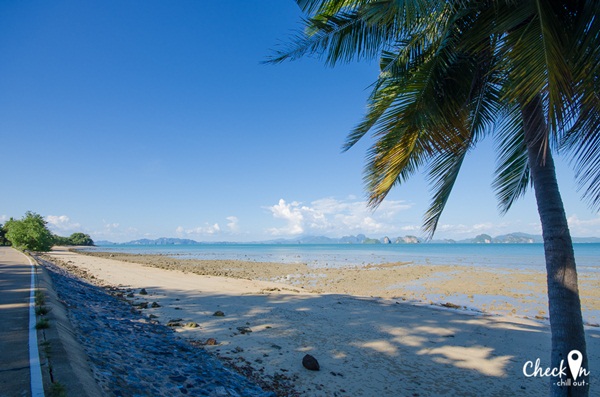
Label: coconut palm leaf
xmin=344 ymin=31 xmax=450 ymax=152
xmin=423 ymin=141 xmax=470 ymax=237
xmin=268 ymin=0 xmax=446 ymax=66
xmin=266 ymin=11 xmax=390 ymax=65
xmin=563 ymin=85 xmax=600 ymax=210
xmin=560 ymin=0 xmax=600 ymax=211
xmin=359 ymin=35 xmax=469 ymax=206
xmin=364 ymin=124 xmax=429 ymax=207
xmin=297 ymin=0 xmax=438 ymax=25
xmin=421 ymin=42 xmax=503 ymax=236
xmin=493 ymin=104 xmax=530 ymax=214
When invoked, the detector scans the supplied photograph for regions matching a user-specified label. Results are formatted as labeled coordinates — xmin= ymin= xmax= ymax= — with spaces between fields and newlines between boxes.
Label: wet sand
xmin=79 ymin=250 xmax=600 ymax=324
xmin=40 ymin=248 xmax=600 ymax=396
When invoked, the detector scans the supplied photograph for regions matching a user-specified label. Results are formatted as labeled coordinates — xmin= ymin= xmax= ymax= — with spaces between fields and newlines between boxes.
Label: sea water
xmin=85 ymin=243 xmax=600 ymax=271
xmin=85 ymin=243 xmax=600 ymax=324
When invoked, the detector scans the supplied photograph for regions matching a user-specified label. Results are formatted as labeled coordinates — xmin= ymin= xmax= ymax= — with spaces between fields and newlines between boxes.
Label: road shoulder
xmin=33 ymin=255 xmax=104 ymax=397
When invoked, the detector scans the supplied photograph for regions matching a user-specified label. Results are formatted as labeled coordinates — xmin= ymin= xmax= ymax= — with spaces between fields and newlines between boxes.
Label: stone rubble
xmin=38 ymin=257 xmax=275 ymax=397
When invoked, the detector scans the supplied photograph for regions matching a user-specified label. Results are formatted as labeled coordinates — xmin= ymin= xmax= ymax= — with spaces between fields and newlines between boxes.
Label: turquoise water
xmin=85 ymin=243 xmax=600 ymax=270
xmin=86 ymin=243 xmax=600 ymax=324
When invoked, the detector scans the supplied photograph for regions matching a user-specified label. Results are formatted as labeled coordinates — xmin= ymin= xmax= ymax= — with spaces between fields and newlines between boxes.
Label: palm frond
xmin=559 ymin=0 xmax=600 ymax=210
xmin=268 ymin=0 xmax=444 ymax=66
xmin=356 ymin=3 xmax=502 ymax=237
xmin=423 ymin=141 xmax=471 ymax=239
xmin=364 ymin=125 xmax=428 ymax=207
xmin=421 ymin=39 xmax=501 ymax=237
xmin=533 ymin=0 xmax=574 ymax=135
xmin=563 ymin=82 xmax=600 ymax=211
xmin=343 ymin=7 xmax=454 ymax=152
xmin=343 ymin=79 xmax=403 ymax=152
xmin=296 ymin=0 xmax=360 ymax=15
xmin=498 ymin=1 xmax=576 ymax=146
xmin=265 ymin=11 xmax=390 ymax=65
xmin=492 ymin=105 xmax=530 ymax=214
xmin=297 ymin=0 xmax=439 ymax=25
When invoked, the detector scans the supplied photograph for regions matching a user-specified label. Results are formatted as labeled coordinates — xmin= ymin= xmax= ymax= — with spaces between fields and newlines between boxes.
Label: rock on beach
xmin=302 ymin=354 xmax=320 ymax=371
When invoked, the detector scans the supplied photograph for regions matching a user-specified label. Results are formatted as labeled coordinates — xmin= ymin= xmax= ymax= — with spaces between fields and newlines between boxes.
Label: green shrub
xmin=35 ymin=318 xmax=50 ymax=329
xmin=35 ymin=306 xmax=49 ymax=316
xmin=4 ymin=212 xmax=54 ymax=252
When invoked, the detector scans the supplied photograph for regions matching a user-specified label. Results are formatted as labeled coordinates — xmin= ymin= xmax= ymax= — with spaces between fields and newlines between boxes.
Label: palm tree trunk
xmin=521 ymin=96 xmax=589 ymax=397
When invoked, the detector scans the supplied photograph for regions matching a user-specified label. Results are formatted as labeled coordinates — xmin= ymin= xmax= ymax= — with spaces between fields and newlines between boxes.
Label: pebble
xmin=302 ymin=354 xmax=320 ymax=371
xmin=39 ymin=258 xmax=274 ymax=397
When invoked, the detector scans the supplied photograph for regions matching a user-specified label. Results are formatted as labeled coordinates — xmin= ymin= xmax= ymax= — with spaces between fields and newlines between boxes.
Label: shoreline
xmin=35 ymin=252 xmax=276 ymax=396
xmin=77 ymin=249 xmax=600 ymax=326
xmin=38 ymin=247 xmax=600 ymax=396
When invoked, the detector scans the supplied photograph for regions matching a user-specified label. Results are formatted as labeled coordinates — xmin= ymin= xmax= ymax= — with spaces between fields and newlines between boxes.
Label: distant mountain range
xmin=95 ymin=232 xmax=600 ymax=246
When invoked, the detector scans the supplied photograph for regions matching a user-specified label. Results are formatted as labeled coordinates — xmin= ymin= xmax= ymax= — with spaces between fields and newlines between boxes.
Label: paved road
xmin=0 ymin=247 xmax=35 ymax=397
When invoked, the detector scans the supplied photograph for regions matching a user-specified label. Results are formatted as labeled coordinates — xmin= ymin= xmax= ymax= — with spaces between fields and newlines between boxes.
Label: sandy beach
xmin=76 ymin=249 xmax=600 ymax=325
xmin=41 ymin=248 xmax=599 ymax=396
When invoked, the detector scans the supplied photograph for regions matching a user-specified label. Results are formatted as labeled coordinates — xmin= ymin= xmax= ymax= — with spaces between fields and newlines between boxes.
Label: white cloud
xmin=268 ymin=199 xmax=306 ymax=235
xmin=176 ymin=223 xmax=221 ymax=237
xmin=436 ymin=221 xmax=513 ymax=237
xmin=401 ymin=225 xmax=420 ymax=232
xmin=176 ymin=215 xmax=242 ymax=239
xmin=266 ymin=197 xmax=412 ymax=237
xmin=226 ymin=216 xmax=239 ymax=232
xmin=473 ymin=222 xmax=494 ymax=230
xmin=87 ymin=221 xmax=123 ymax=241
xmin=46 ymin=215 xmax=81 ymax=234
xmin=103 ymin=220 xmax=120 ymax=231
xmin=431 ymin=214 xmax=600 ymax=239
xmin=567 ymin=214 xmax=600 ymax=236
xmin=432 ymin=219 xmax=547 ymax=239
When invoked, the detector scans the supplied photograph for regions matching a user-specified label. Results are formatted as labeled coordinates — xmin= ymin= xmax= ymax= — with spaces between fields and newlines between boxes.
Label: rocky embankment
xmin=36 ymin=255 xmax=280 ymax=397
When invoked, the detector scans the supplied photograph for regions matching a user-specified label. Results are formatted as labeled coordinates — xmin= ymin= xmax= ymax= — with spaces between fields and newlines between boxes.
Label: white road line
xmin=24 ymin=252 xmax=45 ymax=397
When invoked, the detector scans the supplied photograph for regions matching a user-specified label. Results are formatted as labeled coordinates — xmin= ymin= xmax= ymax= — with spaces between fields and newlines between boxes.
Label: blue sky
xmin=1 ymin=1 xmax=598 ymax=242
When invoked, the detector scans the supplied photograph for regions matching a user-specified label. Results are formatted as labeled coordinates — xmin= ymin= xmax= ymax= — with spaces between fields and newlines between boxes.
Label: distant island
xmin=95 ymin=232 xmax=600 ymax=246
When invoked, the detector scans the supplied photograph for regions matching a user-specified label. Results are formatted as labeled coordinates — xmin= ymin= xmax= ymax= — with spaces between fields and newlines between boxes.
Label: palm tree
xmin=269 ymin=1 xmax=599 ymax=396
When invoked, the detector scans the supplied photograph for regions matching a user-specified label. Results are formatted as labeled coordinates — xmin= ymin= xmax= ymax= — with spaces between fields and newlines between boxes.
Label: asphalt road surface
xmin=0 ymin=247 xmax=37 ymax=397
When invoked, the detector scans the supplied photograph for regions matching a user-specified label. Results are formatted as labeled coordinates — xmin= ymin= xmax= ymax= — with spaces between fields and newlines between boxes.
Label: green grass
xmin=49 ymin=382 xmax=66 ymax=397
xmin=35 ymin=318 xmax=50 ymax=329
xmin=41 ymin=340 xmax=52 ymax=356
xmin=35 ymin=306 xmax=49 ymax=315
xmin=34 ymin=290 xmax=45 ymax=307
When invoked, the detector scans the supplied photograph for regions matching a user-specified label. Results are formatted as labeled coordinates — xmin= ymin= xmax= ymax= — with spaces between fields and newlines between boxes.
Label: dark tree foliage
xmin=68 ymin=232 xmax=94 ymax=246
xmin=4 ymin=212 xmax=54 ymax=252
xmin=0 ymin=224 xmax=10 ymax=246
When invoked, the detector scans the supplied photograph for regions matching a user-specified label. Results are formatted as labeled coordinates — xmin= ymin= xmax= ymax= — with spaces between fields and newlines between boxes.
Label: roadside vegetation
xmin=34 ymin=289 xmax=50 ymax=331
xmin=34 ymin=288 xmax=66 ymax=397
xmin=52 ymin=232 xmax=94 ymax=247
xmin=1 ymin=211 xmax=93 ymax=251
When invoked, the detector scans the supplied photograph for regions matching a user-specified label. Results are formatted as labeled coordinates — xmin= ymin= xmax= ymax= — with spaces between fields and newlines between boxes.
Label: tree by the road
xmin=4 ymin=212 xmax=54 ymax=252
